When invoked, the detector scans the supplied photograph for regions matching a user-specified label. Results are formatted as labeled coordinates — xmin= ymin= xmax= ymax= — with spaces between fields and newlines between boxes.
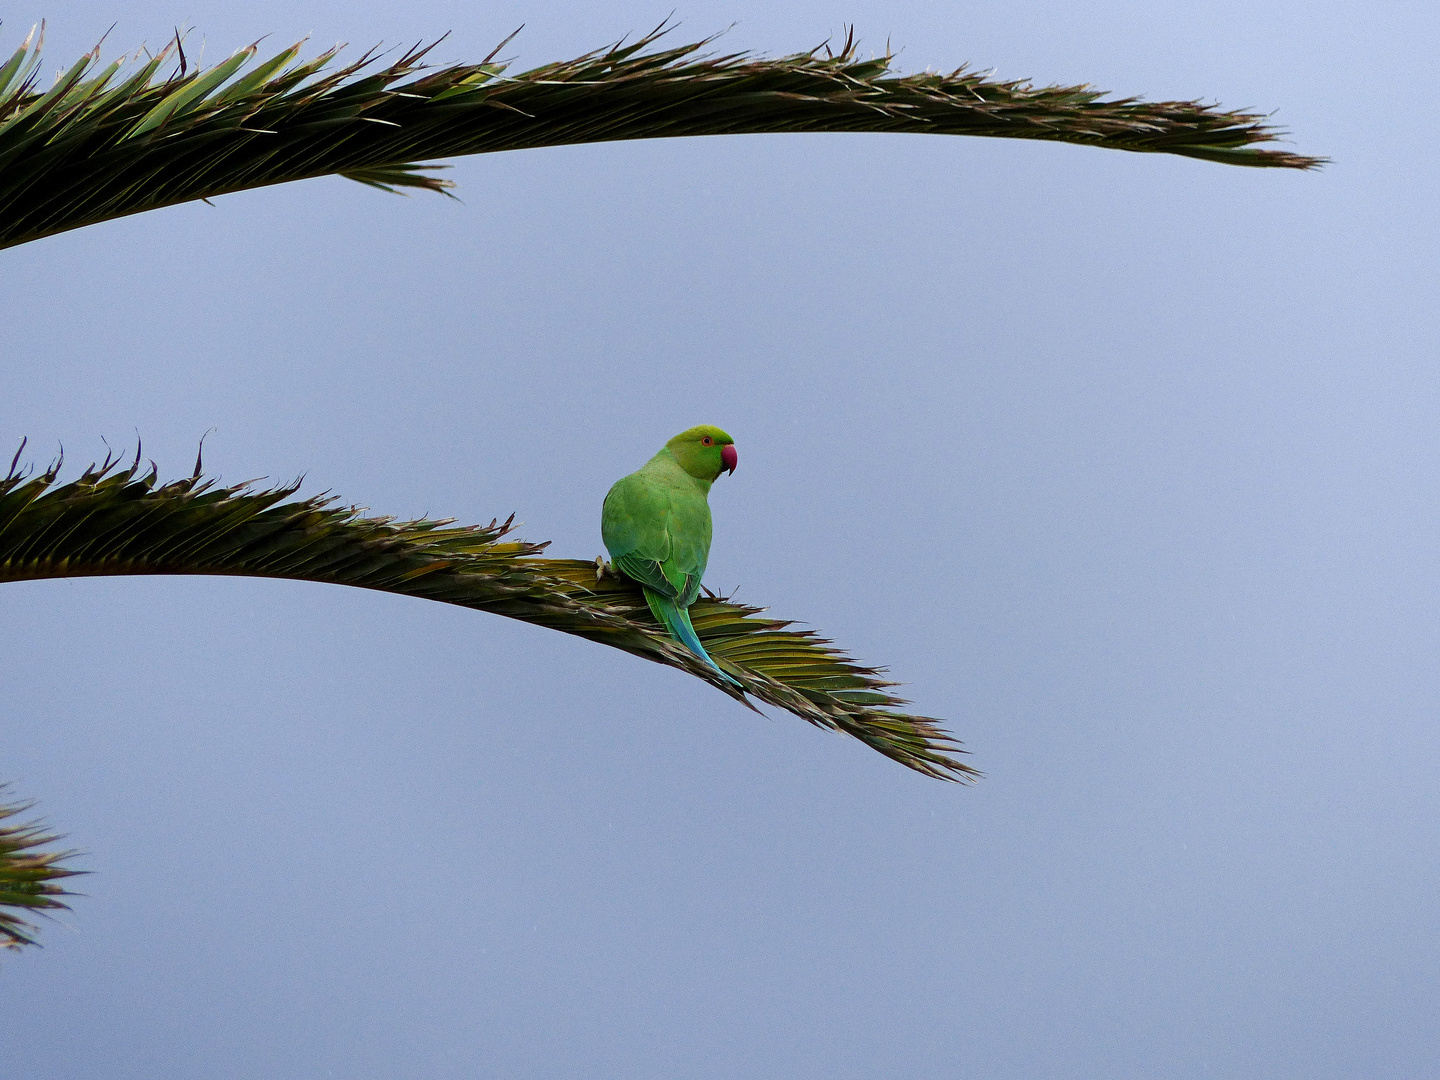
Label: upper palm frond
xmin=0 ymin=787 xmax=83 ymax=950
xmin=0 ymin=23 xmax=1320 ymax=249
xmin=0 ymin=445 xmax=976 ymax=781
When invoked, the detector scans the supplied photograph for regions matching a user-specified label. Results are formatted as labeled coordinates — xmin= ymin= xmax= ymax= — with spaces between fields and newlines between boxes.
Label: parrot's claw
xmin=595 ymin=555 xmax=608 ymax=583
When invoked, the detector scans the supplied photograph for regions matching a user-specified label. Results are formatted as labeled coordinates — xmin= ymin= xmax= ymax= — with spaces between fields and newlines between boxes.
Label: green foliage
xmin=0 ymin=445 xmax=977 ymax=781
xmin=0 ymin=787 xmax=83 ymax=950
xmin=0 ymin=23 xmax=1321 ymax=249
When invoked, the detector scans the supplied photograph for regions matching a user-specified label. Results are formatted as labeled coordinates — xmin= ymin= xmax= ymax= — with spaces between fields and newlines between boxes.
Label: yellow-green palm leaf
xmin=0 ymin=446 xmax=976 ymax=781
xmin=0 ymin=787 xmax=83 ymax=950
xmin=0 ymin=24 xmax=1321 ymax=250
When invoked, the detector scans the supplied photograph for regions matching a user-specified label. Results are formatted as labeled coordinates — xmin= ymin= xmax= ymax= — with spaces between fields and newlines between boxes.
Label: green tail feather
xmin=643 ymin=586 xmax=740 ymax=686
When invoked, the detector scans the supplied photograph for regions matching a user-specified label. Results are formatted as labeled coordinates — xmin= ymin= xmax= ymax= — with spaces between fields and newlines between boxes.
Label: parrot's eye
xmin=701 ymin=437 xmax=713 ymax=446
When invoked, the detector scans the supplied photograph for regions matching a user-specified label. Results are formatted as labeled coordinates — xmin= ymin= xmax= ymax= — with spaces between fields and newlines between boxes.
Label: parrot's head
xmin=666 ymin=425 xmax=737 ymax=482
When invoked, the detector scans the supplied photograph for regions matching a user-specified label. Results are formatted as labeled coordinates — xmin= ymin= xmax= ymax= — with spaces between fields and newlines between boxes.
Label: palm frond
xmin=0 ymin=23 xmax=1321 ymax=249
xmin=0 ymin=786 xmax=84 ymax=950
xmin=0 ymin=445 xmax=976 ymax=781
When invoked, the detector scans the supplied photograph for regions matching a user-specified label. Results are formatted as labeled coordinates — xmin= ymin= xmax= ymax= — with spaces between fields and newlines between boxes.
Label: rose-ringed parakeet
xmin=602 ymin=425 xmax=739 ymax=682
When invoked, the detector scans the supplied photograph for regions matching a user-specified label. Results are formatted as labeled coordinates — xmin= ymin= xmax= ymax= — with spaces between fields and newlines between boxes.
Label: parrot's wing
xmin=602 ymin=467 xmax=704 ymax=604
xmin=613 ymin=552 xmax=680 ymax=597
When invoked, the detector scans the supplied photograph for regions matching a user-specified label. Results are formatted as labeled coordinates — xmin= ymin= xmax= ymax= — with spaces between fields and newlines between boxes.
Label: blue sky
xmin=2 ymin=2 xmax=1437 ymax=1077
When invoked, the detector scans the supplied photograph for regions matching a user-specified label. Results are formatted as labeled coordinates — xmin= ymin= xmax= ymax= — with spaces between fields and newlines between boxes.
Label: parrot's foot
xmin=595 ymin=556 xmax=608 ymax=583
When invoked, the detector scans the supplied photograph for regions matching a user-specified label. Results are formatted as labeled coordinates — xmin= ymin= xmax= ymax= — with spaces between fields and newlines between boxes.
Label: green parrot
xmin=602 ymin=424 xmax=739 ymax=682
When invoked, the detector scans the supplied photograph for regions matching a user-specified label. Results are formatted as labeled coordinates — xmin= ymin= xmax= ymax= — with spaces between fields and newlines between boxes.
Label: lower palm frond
xmin=0 ymin=23 xmax=1320 ymax=249
xmin=0 ymin=446 xmax=976 ymax=781
xmin=0 ymin=787 xmax=83 ymax=950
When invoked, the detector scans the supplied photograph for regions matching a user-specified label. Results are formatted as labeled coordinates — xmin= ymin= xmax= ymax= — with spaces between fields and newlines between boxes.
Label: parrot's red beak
xmin=721 ymin=443 xmax=738 ymax=476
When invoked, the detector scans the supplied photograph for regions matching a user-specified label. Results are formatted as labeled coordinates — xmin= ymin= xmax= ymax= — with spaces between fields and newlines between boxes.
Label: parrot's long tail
xmin=643 ymin=587 xmax=742 ymax=687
